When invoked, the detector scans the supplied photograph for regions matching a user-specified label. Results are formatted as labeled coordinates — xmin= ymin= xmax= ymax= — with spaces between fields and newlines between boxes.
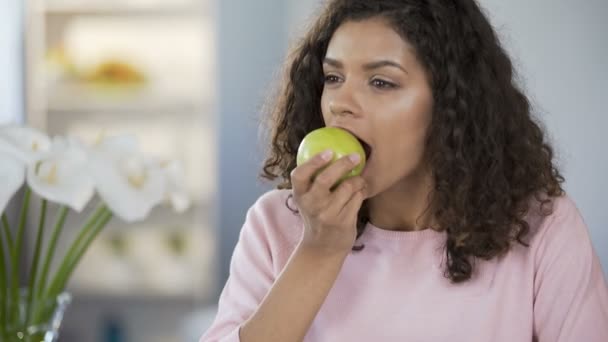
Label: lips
xmin=334 ymin=126 xmax=373 ymax=161
xmin=357 ymin=137 xmax=372 ymax=161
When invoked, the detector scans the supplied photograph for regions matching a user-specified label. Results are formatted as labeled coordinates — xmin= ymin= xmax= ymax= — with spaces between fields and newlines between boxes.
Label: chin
xmin=362 ymin=182 xmax=380 ymax=200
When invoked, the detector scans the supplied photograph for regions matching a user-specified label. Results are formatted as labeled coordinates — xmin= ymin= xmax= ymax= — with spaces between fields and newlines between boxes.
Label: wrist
xmin=295 ymin=240 xmax=352 ymax=262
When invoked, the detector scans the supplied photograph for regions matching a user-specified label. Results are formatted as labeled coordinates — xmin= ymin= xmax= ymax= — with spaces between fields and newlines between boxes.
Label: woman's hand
xmin=290 ymin=150 xmax=367 ymax=257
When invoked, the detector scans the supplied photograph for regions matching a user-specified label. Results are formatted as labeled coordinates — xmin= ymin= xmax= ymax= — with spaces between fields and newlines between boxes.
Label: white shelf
xmin=43 ymin=2 xmax=205 ymax=17
xmin=24 ymin=3 xmax=217 ymax=341
xmin=46 ymin=81 xmax=207 ymax=114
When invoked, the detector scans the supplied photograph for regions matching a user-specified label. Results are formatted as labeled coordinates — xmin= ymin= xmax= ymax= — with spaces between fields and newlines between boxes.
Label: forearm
xmin=239 ymin=243 xmax=348 ymax=342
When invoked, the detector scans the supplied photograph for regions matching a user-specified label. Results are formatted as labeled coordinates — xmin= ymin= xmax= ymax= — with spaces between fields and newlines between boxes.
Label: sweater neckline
xmin=364 ymin=222 xmax=445 ymax=241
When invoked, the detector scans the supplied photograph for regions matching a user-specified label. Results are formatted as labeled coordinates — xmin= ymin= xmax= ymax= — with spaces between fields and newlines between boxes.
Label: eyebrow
xmin=323 ymin=57 xmax=408 ymax=74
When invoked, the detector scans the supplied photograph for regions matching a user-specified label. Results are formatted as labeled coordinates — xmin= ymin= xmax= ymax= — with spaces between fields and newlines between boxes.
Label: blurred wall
xmin=215 ymin=0 xmax=608 ymax=293
xmin=0 ymin=0 xmax=23 ymax=124
xmin=216 ymin=0 xmax=288 ymax=289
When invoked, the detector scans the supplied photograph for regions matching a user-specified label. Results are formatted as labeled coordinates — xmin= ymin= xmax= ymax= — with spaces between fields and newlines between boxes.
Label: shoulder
xmin=251 ymin=188 xmax=294 ymax=215
xmin=525 ymin=193 xmax=593 ymax=268
xmin=243 ymin=188 xmax=303 ymax=255
xmin=527 ymin=194 xmax=587 ymax=243
xmin=250 ymin=188 xmax=300 ymax=229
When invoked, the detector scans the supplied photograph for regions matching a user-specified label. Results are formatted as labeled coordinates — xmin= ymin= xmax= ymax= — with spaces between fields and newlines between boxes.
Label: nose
xmin=329 ymin=101 xmax=353 ymax=117
xmin=328 ymin=84 xmax=361 ymax=118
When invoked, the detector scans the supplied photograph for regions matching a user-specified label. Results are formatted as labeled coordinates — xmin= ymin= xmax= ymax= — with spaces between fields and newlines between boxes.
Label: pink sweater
xmin=200 ymin=190 xmax=608 ymax=341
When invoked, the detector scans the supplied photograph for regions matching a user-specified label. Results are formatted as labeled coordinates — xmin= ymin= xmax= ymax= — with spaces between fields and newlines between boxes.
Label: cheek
xmin=320 ymin=94 xmax=330 ymax=124
xmin=376 ymin=93 xmax=432 ymax=159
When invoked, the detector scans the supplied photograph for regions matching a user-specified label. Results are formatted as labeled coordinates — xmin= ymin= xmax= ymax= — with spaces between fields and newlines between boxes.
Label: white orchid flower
xmin=0 ymin=124 xmax=51 ymax=164
xmin=0 ymin=153 xmax=25 ymax=214
xmin=157 ymin=159 xmax=191 ymax=213
xmin=26 ymin=137 xmax=95 ymax=212
xmin=88 ymin=134 xmax=166 ymax=222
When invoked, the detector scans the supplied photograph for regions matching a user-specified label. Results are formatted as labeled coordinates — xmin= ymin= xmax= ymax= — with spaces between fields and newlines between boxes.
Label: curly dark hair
xmin=260 ymin=0 xmax=564 ymax=283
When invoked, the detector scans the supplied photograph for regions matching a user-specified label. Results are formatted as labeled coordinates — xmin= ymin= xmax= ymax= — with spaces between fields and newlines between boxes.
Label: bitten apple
xmin=296 ymin=127 xmax=366 ymax=184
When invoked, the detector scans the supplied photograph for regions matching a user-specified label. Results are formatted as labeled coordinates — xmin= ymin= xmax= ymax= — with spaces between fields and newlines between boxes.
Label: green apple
xmin=296 ymin=127 xmax=366 ymax=184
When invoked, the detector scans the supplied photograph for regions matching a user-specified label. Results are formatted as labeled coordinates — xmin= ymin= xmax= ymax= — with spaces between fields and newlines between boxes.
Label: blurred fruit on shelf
xmin=85 ymin=59 xmax=146 ymax=85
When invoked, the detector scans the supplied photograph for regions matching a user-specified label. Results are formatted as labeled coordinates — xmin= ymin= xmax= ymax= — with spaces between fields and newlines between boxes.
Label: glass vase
xmin=3 ymin=289 xmax=72 ymax=342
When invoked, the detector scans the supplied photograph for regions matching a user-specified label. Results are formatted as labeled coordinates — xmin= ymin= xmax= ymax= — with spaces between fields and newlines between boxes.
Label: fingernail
xmin=349 ymin=153 xmax=361 ymax=164
xmin=320 ymin=149 xmax=333 ymax=161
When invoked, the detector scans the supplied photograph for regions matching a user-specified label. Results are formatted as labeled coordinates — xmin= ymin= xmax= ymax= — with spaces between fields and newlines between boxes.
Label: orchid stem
xmin=10 ymin=187 xmax=31 ymax=326
xmin=36 ymin=206 xmax=68 ymax=299
xmin=55 ymin=209 xmax=113 ymax=294
xmin=0 ymin=215 xmax=8 ymax=339
xmin=34 ymin=206 xmax=111 ymax=326
xmin=2 ymin=213 xmax=13 ymax=254
xmin=24 ymin=199 xmax=47 ymax=329
xmin=45 ymin=205 xmax=107 ymax=299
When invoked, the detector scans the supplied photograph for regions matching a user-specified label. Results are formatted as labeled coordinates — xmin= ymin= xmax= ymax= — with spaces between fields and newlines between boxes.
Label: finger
xmin=338 ymin=188 xmax=367 ymax=220
xmin=290 ymin=149 xmax=334 ymax=194
xmin=309 ymin=153 xmax=362 ymax=195
xmin=326 ymin=176 xmax=366 ymax=215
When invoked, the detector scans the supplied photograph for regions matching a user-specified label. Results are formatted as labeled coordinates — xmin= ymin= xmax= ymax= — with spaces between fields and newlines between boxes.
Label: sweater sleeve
xmin=532 ymin=197 xmax=608 ymax=342
xmin=199 ymin=199 xmax=278 ymax=342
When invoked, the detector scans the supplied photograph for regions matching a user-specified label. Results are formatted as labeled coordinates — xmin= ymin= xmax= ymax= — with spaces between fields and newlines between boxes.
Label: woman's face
xmin=321 ymin=17 xmax=434 ymax=198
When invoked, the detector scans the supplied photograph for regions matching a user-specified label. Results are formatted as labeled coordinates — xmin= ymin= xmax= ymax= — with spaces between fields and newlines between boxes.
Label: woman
xmin=201 ymin=0 xmax=608 ymax=341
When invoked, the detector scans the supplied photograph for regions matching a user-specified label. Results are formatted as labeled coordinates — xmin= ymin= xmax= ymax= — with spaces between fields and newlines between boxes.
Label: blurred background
xmin=0 ymin=0 xmax=606 ymax=341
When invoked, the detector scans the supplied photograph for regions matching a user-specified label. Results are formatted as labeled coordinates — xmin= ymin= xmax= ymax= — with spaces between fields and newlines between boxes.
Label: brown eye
xmin=371 ymin=78 xmax=397 ymax=89
xmin=324 ymin=74 xmax=341 ymax=84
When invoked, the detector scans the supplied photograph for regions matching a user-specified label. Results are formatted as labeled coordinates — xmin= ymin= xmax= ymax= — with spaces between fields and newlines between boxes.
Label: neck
xmin=367 ymin=166 xmax=435 ymax=232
